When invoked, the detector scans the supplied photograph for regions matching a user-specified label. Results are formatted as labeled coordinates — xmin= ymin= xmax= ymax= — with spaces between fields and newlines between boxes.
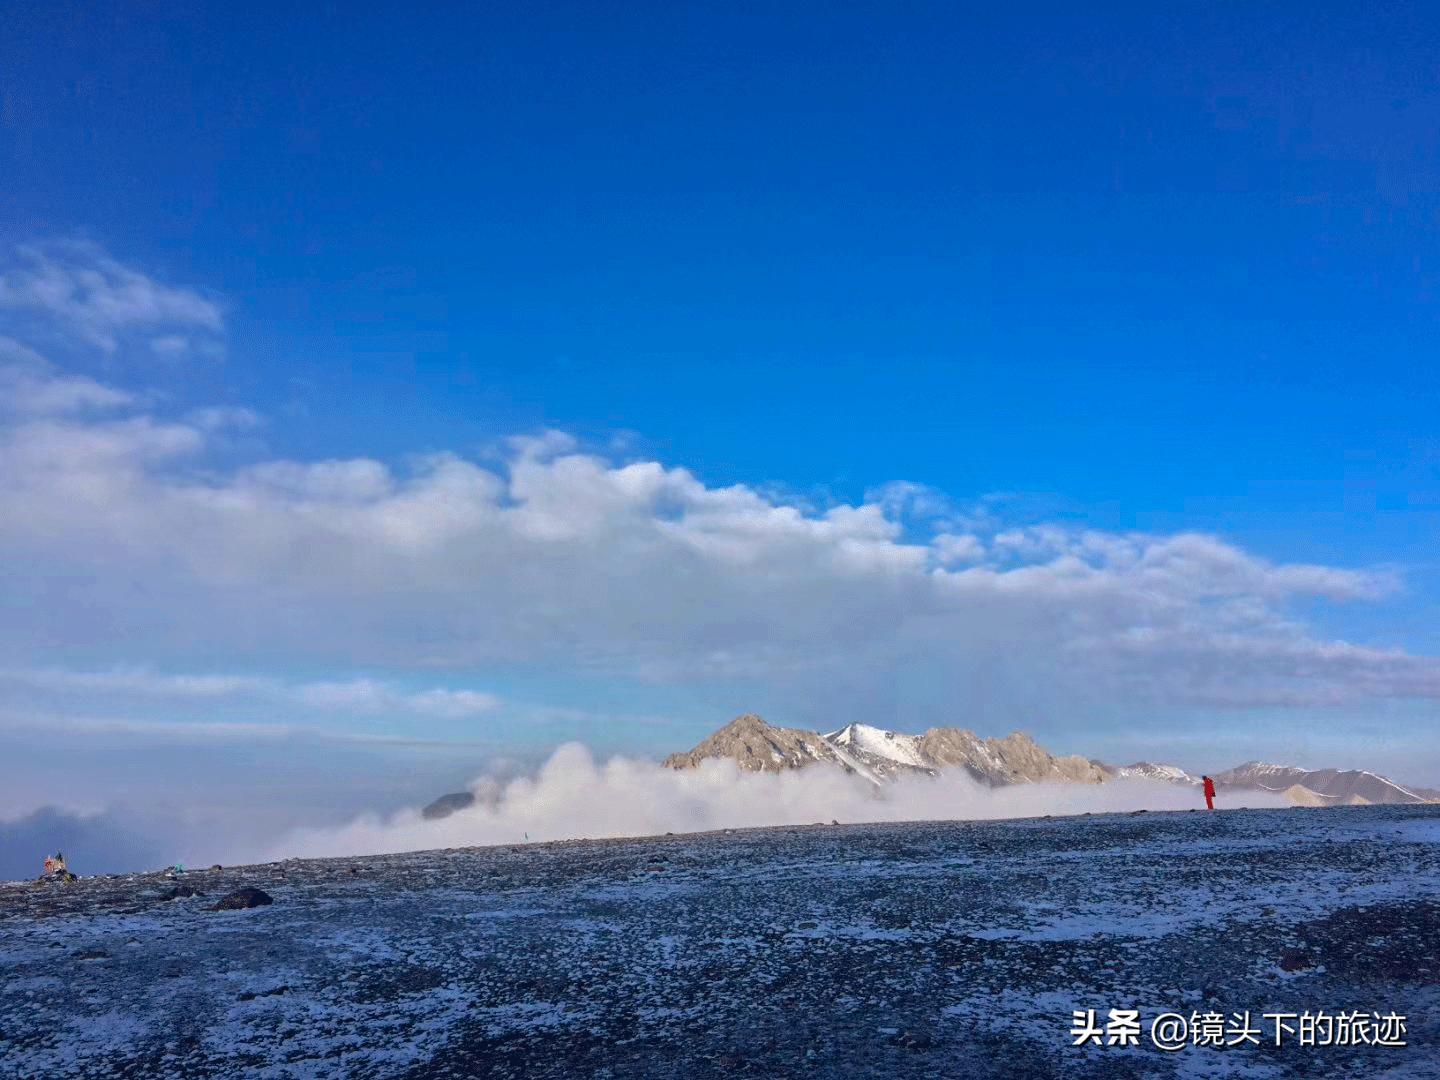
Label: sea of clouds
xmin=264 ymin=743 xmax=1286 ymax=862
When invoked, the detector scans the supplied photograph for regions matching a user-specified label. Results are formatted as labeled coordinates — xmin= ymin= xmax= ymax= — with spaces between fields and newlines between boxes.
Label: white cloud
xmin=0 ymin=667 xmax=501 ymax=721
xmin=0 ymin=240 xmax=222 ymax=354
xmin=0 ymin=667 xmax=266 ymax=698
xmin=295 ymin=679 xmax=500 ymax=718
xmin=866 ymin=479 xmax=956 ymax=522
xmin=149 ymin=334 xmax=192 ymax=358
xmin=933 ymin=532 xmax=986 ymax=565
xmin=185 ymin=405 xmax=263 ymax=432
xmin=0 ymin=397 xmax=1425 ymax=715
xmin=0 ymin=337 xmax=134 ymax=415
xmin=0 ymin=242 xmax=1431 ymax=733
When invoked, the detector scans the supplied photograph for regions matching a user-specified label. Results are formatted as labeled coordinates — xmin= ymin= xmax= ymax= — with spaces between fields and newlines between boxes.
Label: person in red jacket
xmin=1202 ymin=775 xmax=1216 ymax=810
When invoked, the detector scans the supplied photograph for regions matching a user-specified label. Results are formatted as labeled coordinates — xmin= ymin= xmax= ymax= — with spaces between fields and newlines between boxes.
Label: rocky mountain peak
xmin=662 ymin=713 xmax=838 ymax=774
xmin=425 ymin=716 xmax=1438 ymax=823
xmin=718 ymin=713 xmax=771 ymax=734
xmin=667 ymin=715 xmax=1109 ymax=787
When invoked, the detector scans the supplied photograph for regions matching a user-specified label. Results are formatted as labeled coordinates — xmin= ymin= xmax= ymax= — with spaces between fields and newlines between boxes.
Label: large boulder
xmin=421 ymin=792 xmax=476 ymax=820
xmin=210 ymin=887 xmax=273 ymax=911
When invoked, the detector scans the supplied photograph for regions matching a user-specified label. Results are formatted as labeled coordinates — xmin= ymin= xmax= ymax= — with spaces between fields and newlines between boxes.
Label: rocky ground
xmin=3 ymin=805 xmax=1438 ymax=1078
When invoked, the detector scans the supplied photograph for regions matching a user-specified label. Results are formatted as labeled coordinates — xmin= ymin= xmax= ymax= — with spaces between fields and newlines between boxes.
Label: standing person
xmin=1202 ymin=775 xmax=1216 ymax=810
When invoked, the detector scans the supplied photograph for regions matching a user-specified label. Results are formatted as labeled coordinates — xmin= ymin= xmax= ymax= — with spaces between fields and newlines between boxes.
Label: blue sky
xmin=8 ymin=5 xmax=1439 ymax=559
xmin=1 ymin=4 xmax=1438 ymax=866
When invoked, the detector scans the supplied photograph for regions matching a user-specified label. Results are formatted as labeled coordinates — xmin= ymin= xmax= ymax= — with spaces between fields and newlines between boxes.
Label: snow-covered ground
xmin=3 ymin=805 xmax=1438 ymax=1078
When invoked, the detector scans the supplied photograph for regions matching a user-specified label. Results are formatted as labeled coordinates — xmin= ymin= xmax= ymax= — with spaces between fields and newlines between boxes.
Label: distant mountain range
xmin=662 ymin=715 xmax=1440 ymax=807
xmin=660 ymin=713 xmax=1107 ymax=786
xmin=1212 ymin=761 xmax=1440 ymax=807
xmin=422 ymin=713 xmax=1438 ymax=819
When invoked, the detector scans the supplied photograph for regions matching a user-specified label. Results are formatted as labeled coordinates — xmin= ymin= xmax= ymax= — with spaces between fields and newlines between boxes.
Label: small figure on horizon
xmin=40 ymin=851 xmax=72 ymax=880
xmin=1202 ymin=775 xmax=1216 ymax=811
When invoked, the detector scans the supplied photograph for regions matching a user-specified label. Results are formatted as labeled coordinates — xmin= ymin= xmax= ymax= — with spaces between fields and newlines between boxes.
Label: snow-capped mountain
xmin=1100 ymin=761 xmax=1202 ymax=786
xmin=824 ymin=723 xmax=933 ymax=781
xmin=662 ymin=716 xmax=1438 ymax=805
xmin=1213 ymin=761 xmax=1434 ymax=806
xmin=664 ymin=715 xmax=1108 ymax=787
xmin=420 ymin=715 xmax=1438 ymax=820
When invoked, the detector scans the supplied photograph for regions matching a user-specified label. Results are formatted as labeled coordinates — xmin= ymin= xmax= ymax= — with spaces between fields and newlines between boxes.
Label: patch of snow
xmin=1360 ymin=771 xmax=1424 ymax=802
xmin=1116 ymin=763 xmax=1199 ymax=785
xmin=821 ymin=737 xmax=885 ymax=786
xmin=825 ymin=724 xmax=930 ymax=769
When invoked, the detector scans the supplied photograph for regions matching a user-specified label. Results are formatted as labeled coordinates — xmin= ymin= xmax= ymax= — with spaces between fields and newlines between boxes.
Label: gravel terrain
xmin=3 ymin=805 xmax=1438 ymax=1078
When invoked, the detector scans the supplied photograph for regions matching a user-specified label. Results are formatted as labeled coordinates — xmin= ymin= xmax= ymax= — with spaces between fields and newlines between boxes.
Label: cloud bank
xmin=1 ymin=744 xmax=1286 ymax=880
xmin=0 ymin=343 xmax=1423 ymax=713
xmin=269 ymin=744 xmax=1288 ymax=863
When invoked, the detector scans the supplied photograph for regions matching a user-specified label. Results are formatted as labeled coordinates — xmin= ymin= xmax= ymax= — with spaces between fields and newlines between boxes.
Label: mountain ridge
xmin=421 ymin=713 xmax=1437 ymax=819
xmin=661 ymin=715 xmax=1436 ymax=808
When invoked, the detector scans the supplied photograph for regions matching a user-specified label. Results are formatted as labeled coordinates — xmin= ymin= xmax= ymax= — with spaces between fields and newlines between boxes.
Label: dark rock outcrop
xmin=422 ymin=792 xmax=477 ymax=820
xmin=210 ymin=887 xmax=273 ymax=911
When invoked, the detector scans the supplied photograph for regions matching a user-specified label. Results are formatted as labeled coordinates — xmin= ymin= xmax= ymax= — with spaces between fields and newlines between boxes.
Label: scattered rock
xmin=72 ymin=949 xmax=108 ymax=961
xmin=160 ymin=885 xmax=205 ymax=901
xmin=238 ymin=985 xmax=291 ymax=1002
xmin=1279 ymin=948 xmax=1314 ymax=972
xmin=890 ymin=1029 xmax=936 ymax=1050
xmin=797 ymin=920 xmax=818 ymax=930
xmin=210 ymin=887 xmax=273 ymax=911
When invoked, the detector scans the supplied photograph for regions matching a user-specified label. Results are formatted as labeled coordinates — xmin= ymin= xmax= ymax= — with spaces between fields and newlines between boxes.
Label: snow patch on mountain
xmin=1107 ymin=762 xmax=1201 ymax=786
xmin=819 ymin=738 xmax=886 ymax=786
xmin=826 ymin=724 xmax=929 ymax=769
